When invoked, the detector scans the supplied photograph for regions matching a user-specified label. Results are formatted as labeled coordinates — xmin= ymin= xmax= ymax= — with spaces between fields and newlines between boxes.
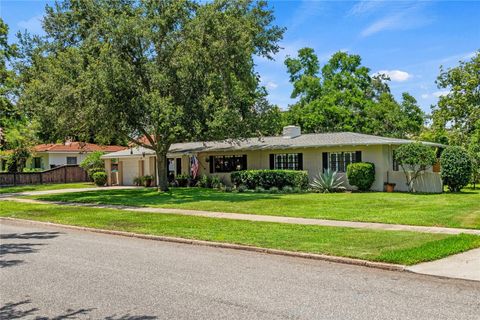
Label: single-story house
xmin=101 ymin=126 xmax=444 ymax=192
xmin=1 ymin=142 xmax=126 ymax=171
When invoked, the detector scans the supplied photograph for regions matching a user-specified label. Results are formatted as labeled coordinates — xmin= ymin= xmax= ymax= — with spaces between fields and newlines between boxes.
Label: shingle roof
xmin=101 ymin=132 xmax=443 ymax=159
xmin=33 ymin=142 xmax=126 ymax=153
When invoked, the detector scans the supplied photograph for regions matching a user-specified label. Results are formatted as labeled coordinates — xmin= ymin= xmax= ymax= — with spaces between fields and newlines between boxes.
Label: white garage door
xmin=122 ymin=158 xmax=139 ymax=186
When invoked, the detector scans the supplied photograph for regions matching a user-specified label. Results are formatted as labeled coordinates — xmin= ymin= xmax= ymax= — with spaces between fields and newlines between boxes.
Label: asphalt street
xmin=1 ymin=220 xmax=479 ymax=320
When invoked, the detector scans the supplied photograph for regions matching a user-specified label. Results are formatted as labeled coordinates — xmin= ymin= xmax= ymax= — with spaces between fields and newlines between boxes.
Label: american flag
xmin=190 ymin=155 xmax=199 ymax=179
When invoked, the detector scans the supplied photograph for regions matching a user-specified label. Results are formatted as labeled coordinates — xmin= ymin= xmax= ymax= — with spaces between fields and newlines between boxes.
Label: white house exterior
xmin=101 ymin=126 xmax=444 ymax=193
xmin=1 ymin=142 xmax=126 ymax=171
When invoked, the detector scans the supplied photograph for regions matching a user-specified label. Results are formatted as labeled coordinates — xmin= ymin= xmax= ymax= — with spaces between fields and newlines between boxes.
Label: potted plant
xmin=133 ymin=176 xmax=143 ymax=187
xmin=143 ymin=175 xmax=154 ymax=187
xmin=384 ymin=171 xmax=396 ymax=192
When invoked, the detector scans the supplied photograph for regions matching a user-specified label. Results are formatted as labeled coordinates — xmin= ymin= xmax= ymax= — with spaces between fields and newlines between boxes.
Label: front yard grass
xmin=1 ymin=201 xmax=480 ymax=265
xmin=30 ymin=187 xmax=480 ymax=229
xmin=0 ymin=182 xmax=95 ymax=194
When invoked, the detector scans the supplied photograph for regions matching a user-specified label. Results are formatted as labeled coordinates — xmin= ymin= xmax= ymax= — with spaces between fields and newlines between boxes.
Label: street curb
xmin=0 ymin=217 xmax=405 ymax=272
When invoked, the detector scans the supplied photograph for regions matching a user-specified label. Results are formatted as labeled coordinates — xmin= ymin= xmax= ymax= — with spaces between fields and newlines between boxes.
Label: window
xmin=274 ymin=153 xmax=301 ymax=170
xmin=329 ymin=151 xmax=357 ymax=172
xmin=66 ymin=157 xmax=77 ymax=165
xmin=392 ymin=150 xmax=400 ymax=171
xmin=212 ymin=155 xmax=247 ymax=173
xmin=33 ymin=157 xmax=42 ymax=169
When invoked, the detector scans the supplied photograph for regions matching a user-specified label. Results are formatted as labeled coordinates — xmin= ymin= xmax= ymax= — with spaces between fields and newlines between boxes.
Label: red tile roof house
xmin=0 ymin=142 xmax=126 ymax=171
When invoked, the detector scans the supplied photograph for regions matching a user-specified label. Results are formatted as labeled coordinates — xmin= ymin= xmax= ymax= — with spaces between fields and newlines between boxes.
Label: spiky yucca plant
xmin=310 ymin=169 xmax=346 ymax=193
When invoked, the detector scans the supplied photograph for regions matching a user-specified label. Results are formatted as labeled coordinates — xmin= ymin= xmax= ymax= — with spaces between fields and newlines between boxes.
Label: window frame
xmin=328 ymin=151 xmax=357 ymax=172
xmin=66 ymin=156 xmax=78 ymax=165
xmin=274 ymin=153 xmax=300 ymax=170
xmin=212 ymin=155 xmax=247 ymax=173
xmin=392 ymin=150 xmax=400 ymax=171
xmin=33 ymin=157 xmax=42 ymax=169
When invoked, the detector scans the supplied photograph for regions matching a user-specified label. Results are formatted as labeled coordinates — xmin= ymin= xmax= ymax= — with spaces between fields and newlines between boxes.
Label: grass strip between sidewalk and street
xmin=1 ymin=201 xmax=480 ymax=266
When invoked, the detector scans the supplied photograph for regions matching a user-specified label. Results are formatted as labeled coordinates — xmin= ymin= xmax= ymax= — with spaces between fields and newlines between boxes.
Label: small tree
xmin=80 ymin=151 xmax=105 ymax=178
xmin=394 ymin=143 xmax=436 ymax=192
xmin=440 ymin=146 xmax=472 ymax=192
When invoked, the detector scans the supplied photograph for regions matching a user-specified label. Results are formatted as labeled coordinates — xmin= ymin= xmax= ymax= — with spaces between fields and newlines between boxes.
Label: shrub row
xmin=231 ymin=170 xmax=309 ymax=190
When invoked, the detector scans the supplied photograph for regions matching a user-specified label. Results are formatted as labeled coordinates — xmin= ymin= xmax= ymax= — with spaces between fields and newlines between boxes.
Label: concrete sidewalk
xmin=3 ymin=196 xmax=480 ymax=236
xmin=407 ymin=248 xmax=480 ymax=281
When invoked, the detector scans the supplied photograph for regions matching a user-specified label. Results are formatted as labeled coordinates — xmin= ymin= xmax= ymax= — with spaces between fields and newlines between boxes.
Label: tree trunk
xmin=155 ymin=151 xmax=169 ymax=192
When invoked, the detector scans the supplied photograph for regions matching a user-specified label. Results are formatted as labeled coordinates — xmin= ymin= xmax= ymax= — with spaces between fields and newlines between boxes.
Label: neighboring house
xmin=101 ymin=126 xmax=444 ymax=193
xmin=0 ymin=142 xmax=126 ymax=171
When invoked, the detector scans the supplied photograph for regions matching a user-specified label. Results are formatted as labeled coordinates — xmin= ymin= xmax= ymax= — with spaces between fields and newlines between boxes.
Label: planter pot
xmin=432 ymin=161 xmax=441 ymax=173
xmin=144 ymin=179 xmax=152 ymax=187
xmin=384 ymin=183 xmax=396 ymax=192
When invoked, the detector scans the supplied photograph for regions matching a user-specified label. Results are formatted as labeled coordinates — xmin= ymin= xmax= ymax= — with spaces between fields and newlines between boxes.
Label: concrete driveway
xmin=1 ymin=220 xmax=479 ymax=320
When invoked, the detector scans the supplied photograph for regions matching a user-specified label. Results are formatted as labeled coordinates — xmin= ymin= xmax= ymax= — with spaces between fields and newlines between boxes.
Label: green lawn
xmin=30 ymin=187 xmax=480 ymax=229
xmin=2 ymin=201 xmax=480 ymax=265
xmin=0 ymin=182 xmax=95 ymax=194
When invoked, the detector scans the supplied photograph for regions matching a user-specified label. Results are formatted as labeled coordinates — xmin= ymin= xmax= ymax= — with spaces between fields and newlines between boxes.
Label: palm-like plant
xmin=310 ymin=169 xmax=346 ymax=193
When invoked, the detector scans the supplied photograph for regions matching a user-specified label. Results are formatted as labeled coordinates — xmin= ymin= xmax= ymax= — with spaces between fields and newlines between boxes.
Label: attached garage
xmin=121 ymin=158 xmax=140 ymax=186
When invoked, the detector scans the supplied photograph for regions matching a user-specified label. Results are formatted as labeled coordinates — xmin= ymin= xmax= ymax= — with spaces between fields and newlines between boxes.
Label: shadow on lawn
xmin=0 ymin=300 xmax=157 ymax=319
xmin=35 ymin=187 xmax=281 ymax=206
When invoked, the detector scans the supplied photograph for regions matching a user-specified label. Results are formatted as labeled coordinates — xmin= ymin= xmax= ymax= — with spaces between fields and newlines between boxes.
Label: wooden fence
xmin=0 ymin=165 xmax=89 ymax=186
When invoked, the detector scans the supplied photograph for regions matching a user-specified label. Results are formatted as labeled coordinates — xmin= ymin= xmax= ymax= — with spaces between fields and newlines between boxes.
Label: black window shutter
xmin=242 ymin=155 xmax=247 ymax=170
xmin=322 ymin=152 xmax=328 ymax=172
xmin=269 ymin=154 xmax=274 ymax=169
xmin=355 ymin=151 xmax=362 ymax=163
xmin=176 ymin=158 xmax=182 ymax=175
xmin=209 ymin=156 xmax=214 ymax=173
xmin=298 ymin=153 xmax=303 ymax=170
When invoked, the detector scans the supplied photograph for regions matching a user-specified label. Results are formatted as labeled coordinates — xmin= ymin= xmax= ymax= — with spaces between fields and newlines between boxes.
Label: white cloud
xmin=17 ymin=15 xmax=44 ymax=34
xmin=349 ymin=0 xmax=385 ymax=16
xmin=361 ymin=15 xmax=400 ymax=37
xmin=266 ymin=81 xmax=278 ymax=90
xmin=360 ymin=2 xmax=432 ymax=38
xmin=375 ymin=70 xmax=412 ymax=82
xmin=433 ymin=90 xmax=450 ymax=98
xmin=288 ymin=0 xmax=325 ymax=32
xmin=420 ymin=90 xmax=450 ymax=99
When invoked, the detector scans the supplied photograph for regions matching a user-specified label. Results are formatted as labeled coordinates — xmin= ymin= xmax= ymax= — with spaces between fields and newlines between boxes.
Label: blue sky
xmin=1 ymin=0 xmax=479 ymax=113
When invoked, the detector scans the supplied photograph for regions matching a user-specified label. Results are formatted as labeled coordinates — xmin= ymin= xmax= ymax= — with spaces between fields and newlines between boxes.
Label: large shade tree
xmin=0 ymin=18 xmax=19 ymax=147
xmin=18 ymin=0 xmax=284 ymax=190
xmin=432 ymin=51 xmax=480 ymax=146
xmin=284 ymin=48 xmax=425 ymax=137
xmin=431 ymin=51 xmax=480 ymax=186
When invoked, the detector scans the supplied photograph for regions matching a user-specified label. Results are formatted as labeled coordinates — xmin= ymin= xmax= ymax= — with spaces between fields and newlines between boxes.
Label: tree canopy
xmin=430 ymin=51 xmax=480 ymax=186
xmin=432 ymin=51 xmax=480 ymax=146
xmin=284 ymin=48 xmax=425 ymax=138
xmin=18 ymin=0 xmax=284 ymax=190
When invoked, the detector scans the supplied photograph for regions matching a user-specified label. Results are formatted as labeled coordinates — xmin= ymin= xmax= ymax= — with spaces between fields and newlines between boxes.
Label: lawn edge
xmin=0 ymin=217 xmax=405 ymax=272
xmin=21 ymin=195 xmax=480 ymax=231
xmin=9 ymin=197 xmax=480 ymax=234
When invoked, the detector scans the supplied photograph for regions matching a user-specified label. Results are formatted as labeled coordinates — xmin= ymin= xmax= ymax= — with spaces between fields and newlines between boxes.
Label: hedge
xmin=346 ymin=162 xmax=375 ymax=191
xmin=231 ymin=170 xmax=309 ymax=190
